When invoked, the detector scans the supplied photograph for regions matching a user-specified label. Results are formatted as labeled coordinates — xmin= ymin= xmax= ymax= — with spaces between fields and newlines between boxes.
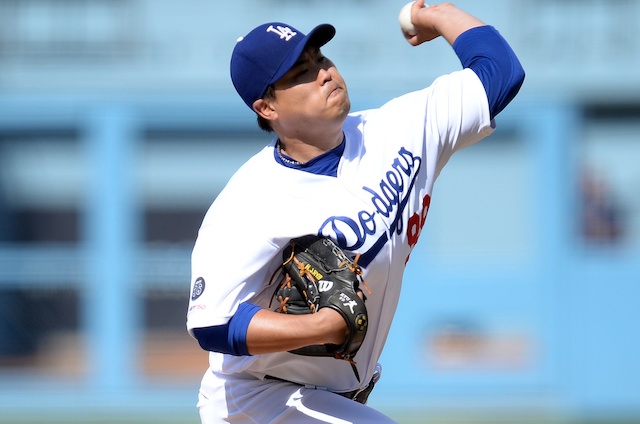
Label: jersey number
xmin=407 ymin=194 xmax=431 ymax=248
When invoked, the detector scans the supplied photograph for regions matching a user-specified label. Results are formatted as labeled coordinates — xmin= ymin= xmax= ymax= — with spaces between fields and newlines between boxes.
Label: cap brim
xmin=268 ymin=23 xmax=336 ymax=86
xmin=307 ymin=23 xmax=336 ymax=49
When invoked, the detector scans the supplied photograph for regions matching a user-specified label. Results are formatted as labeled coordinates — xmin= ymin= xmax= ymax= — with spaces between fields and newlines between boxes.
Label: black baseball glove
xmin=271 ymin=235 xmax=371 ymax=381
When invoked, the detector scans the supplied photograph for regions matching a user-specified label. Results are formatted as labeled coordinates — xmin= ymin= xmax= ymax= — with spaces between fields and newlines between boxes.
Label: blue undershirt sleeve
xmin=192 ymin=301 xmax=261 ymax=356
xmin=453 ymin=25 xmax=525 ymax=119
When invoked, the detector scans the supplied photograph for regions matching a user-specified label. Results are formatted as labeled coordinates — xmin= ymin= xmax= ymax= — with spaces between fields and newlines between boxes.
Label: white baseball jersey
xmin=187 ymin=68 xmax=493 ymax=396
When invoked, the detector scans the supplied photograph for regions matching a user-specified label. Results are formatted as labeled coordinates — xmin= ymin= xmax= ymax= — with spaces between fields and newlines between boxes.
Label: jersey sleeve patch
xmin=191 ymin=277 xmax=206 ymax=301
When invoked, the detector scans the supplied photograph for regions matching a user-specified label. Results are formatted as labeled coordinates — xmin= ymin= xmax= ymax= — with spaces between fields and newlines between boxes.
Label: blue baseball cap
xmin=230 ymin=22 xmax=336 ymax=109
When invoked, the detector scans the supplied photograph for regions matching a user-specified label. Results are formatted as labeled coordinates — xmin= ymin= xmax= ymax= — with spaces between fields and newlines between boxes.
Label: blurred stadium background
xmin=0 ymin=0 xmax=639 ymax=423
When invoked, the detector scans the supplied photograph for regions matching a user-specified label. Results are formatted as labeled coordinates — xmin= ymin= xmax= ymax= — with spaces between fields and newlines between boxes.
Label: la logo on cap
xmin=266 ymin=25 xmax=297 ymax=41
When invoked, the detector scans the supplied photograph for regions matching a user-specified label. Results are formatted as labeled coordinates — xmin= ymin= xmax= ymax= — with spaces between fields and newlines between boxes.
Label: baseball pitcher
xmin=186 ymin=1 xmax=525 ymax=422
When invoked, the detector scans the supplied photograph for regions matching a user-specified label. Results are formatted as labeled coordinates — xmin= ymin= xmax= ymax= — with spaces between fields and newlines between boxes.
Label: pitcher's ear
xmin=253 ymin=98 xmax=276 ymax=120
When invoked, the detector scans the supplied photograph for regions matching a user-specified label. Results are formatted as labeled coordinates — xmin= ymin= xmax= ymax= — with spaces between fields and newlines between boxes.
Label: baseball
xmin=398 ymin=2 xmax=417 ymax=36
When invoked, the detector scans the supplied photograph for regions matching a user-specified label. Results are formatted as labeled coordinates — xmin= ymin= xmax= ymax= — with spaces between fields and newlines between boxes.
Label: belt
xmin=264 ymin=371 xmax=378 ymax=405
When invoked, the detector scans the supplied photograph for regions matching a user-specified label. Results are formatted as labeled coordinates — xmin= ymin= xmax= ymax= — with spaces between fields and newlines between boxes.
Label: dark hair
xmin=257 ymin=85 xmax=276 ymax=133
